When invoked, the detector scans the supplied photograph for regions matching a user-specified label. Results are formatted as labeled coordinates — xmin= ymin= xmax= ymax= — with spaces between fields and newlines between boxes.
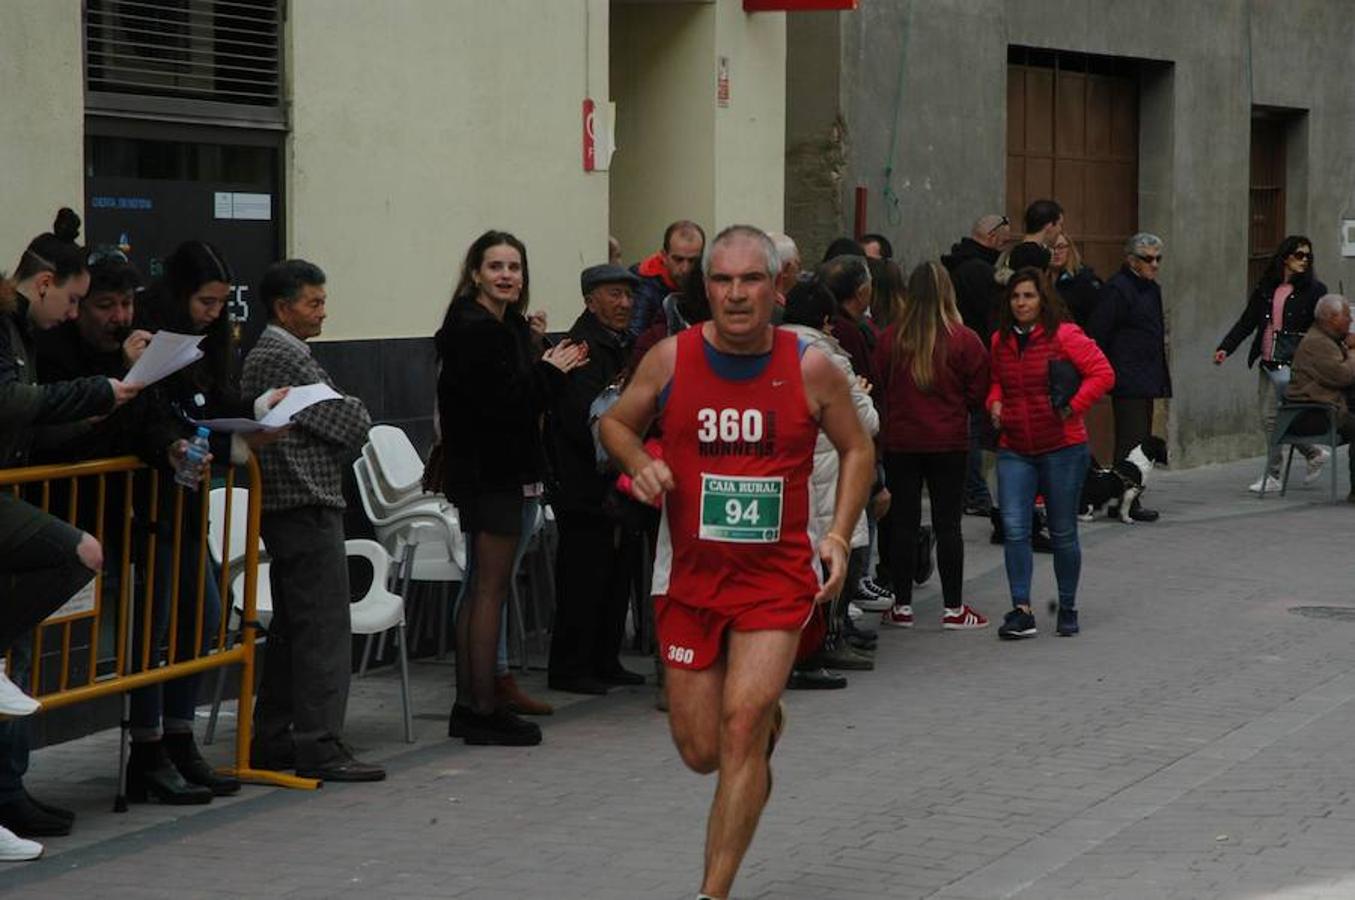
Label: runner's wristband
xmin=824 ymin=532 xmax=850 ymax=554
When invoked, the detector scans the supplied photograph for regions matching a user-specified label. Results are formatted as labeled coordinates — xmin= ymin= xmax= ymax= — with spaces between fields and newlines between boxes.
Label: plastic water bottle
xmin=175 ymin=426 xmax=212 ymax=490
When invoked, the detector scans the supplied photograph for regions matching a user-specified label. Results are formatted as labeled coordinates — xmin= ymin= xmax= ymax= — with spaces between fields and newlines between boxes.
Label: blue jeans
xmin=455 ymin=498 xmax=541 ymax=675
xmin=997 ymin=443 xmax=1090 ymax=610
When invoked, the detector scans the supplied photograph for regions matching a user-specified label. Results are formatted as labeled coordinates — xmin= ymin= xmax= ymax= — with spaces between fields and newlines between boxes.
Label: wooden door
xmin=1248 ymin=116 xmax=1287 ymax=289
xmin=1007 ymin=59 xmax=1139 ymax=280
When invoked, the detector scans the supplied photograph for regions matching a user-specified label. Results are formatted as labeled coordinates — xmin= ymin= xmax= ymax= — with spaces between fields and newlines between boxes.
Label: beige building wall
xmin=610 ymin=1 xmax=785 ymax=264
xmin=0 ymin=0 xmax=84 ymax=268
xmin=712 ymin=0 xmax=786 ymax=234
xmin=287 ymin=0 xmax=611 ymax=341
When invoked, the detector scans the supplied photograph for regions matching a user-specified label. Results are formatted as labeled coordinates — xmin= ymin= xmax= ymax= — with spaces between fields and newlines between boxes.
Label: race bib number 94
xmin=698 ymin=473 xmax=783 ymax=543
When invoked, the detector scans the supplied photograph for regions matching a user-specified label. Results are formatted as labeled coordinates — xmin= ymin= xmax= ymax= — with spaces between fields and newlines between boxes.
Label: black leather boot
xmin=126 ymin=740 xmax=213 ymax=805
xmin=164 ymin=731 xmax=241 ymax=796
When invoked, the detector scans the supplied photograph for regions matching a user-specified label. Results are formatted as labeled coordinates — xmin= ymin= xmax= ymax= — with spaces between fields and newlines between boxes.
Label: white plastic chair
xmin=367 ymin=423 xmax=429 ymax=497
xmin=352 ymin=455 xmax=464 ymax=659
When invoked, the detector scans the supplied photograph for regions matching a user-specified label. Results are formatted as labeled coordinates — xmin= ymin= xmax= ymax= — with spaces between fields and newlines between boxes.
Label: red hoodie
xmin=986 ymin=322 xmax=1114 ymax=456
xmin=637 ymin=251 xmax=679 ymax=290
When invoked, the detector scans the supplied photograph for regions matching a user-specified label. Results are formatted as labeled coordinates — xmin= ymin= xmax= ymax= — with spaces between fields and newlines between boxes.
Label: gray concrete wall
xmin=789 ymin=0 xmax=1355 ymax=467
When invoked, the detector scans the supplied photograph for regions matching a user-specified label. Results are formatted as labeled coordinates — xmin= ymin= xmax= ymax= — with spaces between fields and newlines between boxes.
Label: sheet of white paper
xmin=259 ymin=382 xmax=343 ymax=428
xmin=124 ymin=331 xmax=205 ymax=387
xmin=191 ymin=417 xmax=271 ymax=434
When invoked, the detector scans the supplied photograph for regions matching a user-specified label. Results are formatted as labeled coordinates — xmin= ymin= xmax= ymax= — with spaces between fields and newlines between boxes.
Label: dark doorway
xmin=1006 ymin=49 xmax=1140 ymax=280
xmin=1248 ymin=113 xmax=1288 ymax=290
xmin=84 ymin=123 xmax=282 ymax=354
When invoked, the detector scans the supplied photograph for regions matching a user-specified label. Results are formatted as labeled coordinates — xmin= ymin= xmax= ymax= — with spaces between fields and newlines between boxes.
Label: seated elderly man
xmin=1285 ymin=294 xmax=1355 ymax=501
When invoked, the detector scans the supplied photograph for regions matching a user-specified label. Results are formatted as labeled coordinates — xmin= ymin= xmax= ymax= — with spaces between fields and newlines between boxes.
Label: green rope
xmin=880 ymin=3 xmax=910 ymax=227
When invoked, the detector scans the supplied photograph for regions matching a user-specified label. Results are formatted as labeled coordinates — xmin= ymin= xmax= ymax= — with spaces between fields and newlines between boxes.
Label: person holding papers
xmin=0 ymin=211 xmax=140 ymax=853
xmin=127 ymin=240 xmax=285 ymax=803
xmin=240 ymin=259 xmax=385 ymax=782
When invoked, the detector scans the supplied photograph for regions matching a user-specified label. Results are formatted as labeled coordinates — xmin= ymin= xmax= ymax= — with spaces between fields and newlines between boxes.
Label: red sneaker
xmin=880 ymin=605 xmax=914 ymax=628
xmin=941 ymin=605 xmax=989 ymax=630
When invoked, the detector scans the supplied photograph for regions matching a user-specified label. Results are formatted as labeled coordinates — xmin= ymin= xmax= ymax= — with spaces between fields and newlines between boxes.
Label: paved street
xmin=6 ymin=453 xmax=1355 ymax=899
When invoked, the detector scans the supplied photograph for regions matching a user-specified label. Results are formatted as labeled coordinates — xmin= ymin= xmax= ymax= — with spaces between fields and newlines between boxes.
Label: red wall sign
xmin=743 ymin=0 xmax=858 ymax=10
xmin=582 ymin=98 xmax=596 ymax=172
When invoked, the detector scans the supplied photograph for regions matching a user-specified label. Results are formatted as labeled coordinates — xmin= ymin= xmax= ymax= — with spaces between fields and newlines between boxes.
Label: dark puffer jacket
xmin=0 ymin=292 xmax=116 ymax=546
xmin=1055 ymin=266 xmax=1102 ymax=329
xmin=1217 ymin=273 xmax=1328 ymax=368
xmin=941 ymin=237 xmax=1002 ymax=342
xmin=1088 ymin=266 xmax=1172 ymax=399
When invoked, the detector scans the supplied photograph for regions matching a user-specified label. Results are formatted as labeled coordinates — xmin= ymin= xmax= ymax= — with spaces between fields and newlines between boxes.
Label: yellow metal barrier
xmin=1 ymin=454 xmax=317 ymax=792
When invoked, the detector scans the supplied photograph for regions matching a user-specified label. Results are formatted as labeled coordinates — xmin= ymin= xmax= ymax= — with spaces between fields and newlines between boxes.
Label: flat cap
xmin=581 ymin=263 xmax=640 ymax=295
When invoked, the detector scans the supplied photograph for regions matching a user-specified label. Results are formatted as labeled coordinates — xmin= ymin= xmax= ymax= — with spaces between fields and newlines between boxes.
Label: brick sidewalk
xmin=5 ymin=454 xmax=1355 ymax=899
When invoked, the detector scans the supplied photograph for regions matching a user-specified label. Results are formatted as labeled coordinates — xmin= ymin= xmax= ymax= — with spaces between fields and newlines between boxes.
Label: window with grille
xmin=85 ymin=0 xmax=283 ymax=114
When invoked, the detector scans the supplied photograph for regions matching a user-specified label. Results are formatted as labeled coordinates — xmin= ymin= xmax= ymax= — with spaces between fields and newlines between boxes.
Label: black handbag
xmin=1048 ymin=358 xmax=1082 ymax=412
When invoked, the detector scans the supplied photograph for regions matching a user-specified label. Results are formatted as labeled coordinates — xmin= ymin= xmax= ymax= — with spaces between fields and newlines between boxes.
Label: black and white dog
xmin=1080 ymin=436 xmax=1169 ymax=522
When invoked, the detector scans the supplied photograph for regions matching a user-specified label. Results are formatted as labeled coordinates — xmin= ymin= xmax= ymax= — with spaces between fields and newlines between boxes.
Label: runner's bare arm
xmin=599 ymin=336 xmax=678 ymax=503
xmin=802 ymin=346 xmax=875 ymax=603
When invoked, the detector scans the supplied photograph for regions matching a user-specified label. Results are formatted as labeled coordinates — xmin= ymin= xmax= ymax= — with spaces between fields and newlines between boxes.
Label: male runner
xmin=600 ymin=225 xmax=874 ymax=899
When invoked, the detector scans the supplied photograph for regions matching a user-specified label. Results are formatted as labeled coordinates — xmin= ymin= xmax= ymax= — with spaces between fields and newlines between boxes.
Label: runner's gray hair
xmin=703 ymin=225 xmax=781 ymax=278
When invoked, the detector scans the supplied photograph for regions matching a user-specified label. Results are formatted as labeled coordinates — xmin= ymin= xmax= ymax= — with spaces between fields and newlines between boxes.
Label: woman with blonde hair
xmin=871 ymin=261 xmax=990 ymax=630
xmin=1049 ymin=233 xmax=1101 ymax=328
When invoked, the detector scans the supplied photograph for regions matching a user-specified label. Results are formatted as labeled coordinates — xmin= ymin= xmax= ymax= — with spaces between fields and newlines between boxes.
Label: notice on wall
xmin=214 ymin=192 xmax=273 ymax=221
xmin=45 ymin=580 xmax=97 ymax=624
xmin=717 ymin=56 xmax=731 ymax=108
xmin=1342 ymin=219 xmax=1355 ymax=258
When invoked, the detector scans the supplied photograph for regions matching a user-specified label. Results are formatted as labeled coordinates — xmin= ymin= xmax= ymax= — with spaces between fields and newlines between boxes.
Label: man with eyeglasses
xmin=943 ymin=213 xmax=1013 ymax=515
xmin=1088 ymin=232 xmax=1171 ymax=522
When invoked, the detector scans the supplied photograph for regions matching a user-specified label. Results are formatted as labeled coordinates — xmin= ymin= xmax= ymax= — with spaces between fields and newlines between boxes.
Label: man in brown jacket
xmin=1285 ymin=294 xmax=1355 ymax=500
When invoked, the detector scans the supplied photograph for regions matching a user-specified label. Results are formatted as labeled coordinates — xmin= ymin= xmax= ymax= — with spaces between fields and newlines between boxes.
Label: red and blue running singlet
xmin=651 ymin=326 xmax=822 ymax=609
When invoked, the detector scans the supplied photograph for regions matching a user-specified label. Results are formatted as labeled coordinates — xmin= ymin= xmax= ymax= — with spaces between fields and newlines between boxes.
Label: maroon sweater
xmin=873 ymin=323 xmax=990 ymax=453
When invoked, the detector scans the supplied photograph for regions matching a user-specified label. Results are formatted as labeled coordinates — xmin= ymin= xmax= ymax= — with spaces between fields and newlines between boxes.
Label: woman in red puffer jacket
xmin=987 ymin=268 xmax=1113 ymax=641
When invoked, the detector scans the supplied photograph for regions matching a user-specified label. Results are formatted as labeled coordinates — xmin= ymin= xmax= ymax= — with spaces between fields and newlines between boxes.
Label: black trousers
xmin=255 ymin=506 xmax=352 ymax=768
xmin=548 ymin=509 xmax=639 ymax=681
xmin=1112 ymin=397 xmax=1154 ymax=464
xmin=884 ymin=451 xmax=967 ymax=609
xmin=0 ymin=502 xmax=92 ymax=649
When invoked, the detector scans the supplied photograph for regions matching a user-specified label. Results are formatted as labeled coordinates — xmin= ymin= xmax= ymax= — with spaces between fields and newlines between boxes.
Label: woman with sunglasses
xmin=1213 ymin=236 xmax=1329 ymax=492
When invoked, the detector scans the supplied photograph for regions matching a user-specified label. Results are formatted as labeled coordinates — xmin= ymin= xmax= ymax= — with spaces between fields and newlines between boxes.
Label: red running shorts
xmin=655 ymin=593 xmax=817 ymax=671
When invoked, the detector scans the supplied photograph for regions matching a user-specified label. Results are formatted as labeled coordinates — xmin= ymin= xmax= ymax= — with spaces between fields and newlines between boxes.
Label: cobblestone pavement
xmin=5 ymin=455 xmax=1355 ymax=899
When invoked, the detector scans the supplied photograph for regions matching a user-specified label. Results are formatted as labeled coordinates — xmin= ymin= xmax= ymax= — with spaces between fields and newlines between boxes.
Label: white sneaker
xmin=1303 ymin=447 xmax=1331 ymax=485
xmin=847 ymin=602 xmax=865 ymax=621
xmin=0 ymin=824 xmax=42 ymax=862
xmin=1248 ymin=475 xmax=1282 ymax=494
xmin=0 ymin=670 xmax=38 ymax=717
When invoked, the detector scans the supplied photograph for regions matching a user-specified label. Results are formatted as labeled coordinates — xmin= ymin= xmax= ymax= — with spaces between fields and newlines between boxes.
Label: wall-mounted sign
xmin=583 ymin=98 xmax=597 ymax=171
xmin=214 ymin=192 xmax=272 ymax=221
xmin=717 ymin=57 xmax=730 ymax=108
xmin=1342 ymin=219 xmax=1355 ymax=258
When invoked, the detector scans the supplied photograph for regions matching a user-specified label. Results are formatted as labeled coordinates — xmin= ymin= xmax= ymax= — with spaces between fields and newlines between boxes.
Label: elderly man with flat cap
xmin=545 ymin=265 xmax=647 ymax=694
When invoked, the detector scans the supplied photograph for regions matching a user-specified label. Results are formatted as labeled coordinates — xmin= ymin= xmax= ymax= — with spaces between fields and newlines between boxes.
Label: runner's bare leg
xmin=666 ymin=656 xmax=726 ymax=774
xmin=701 ymin=628 xmax=799 ymax=898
